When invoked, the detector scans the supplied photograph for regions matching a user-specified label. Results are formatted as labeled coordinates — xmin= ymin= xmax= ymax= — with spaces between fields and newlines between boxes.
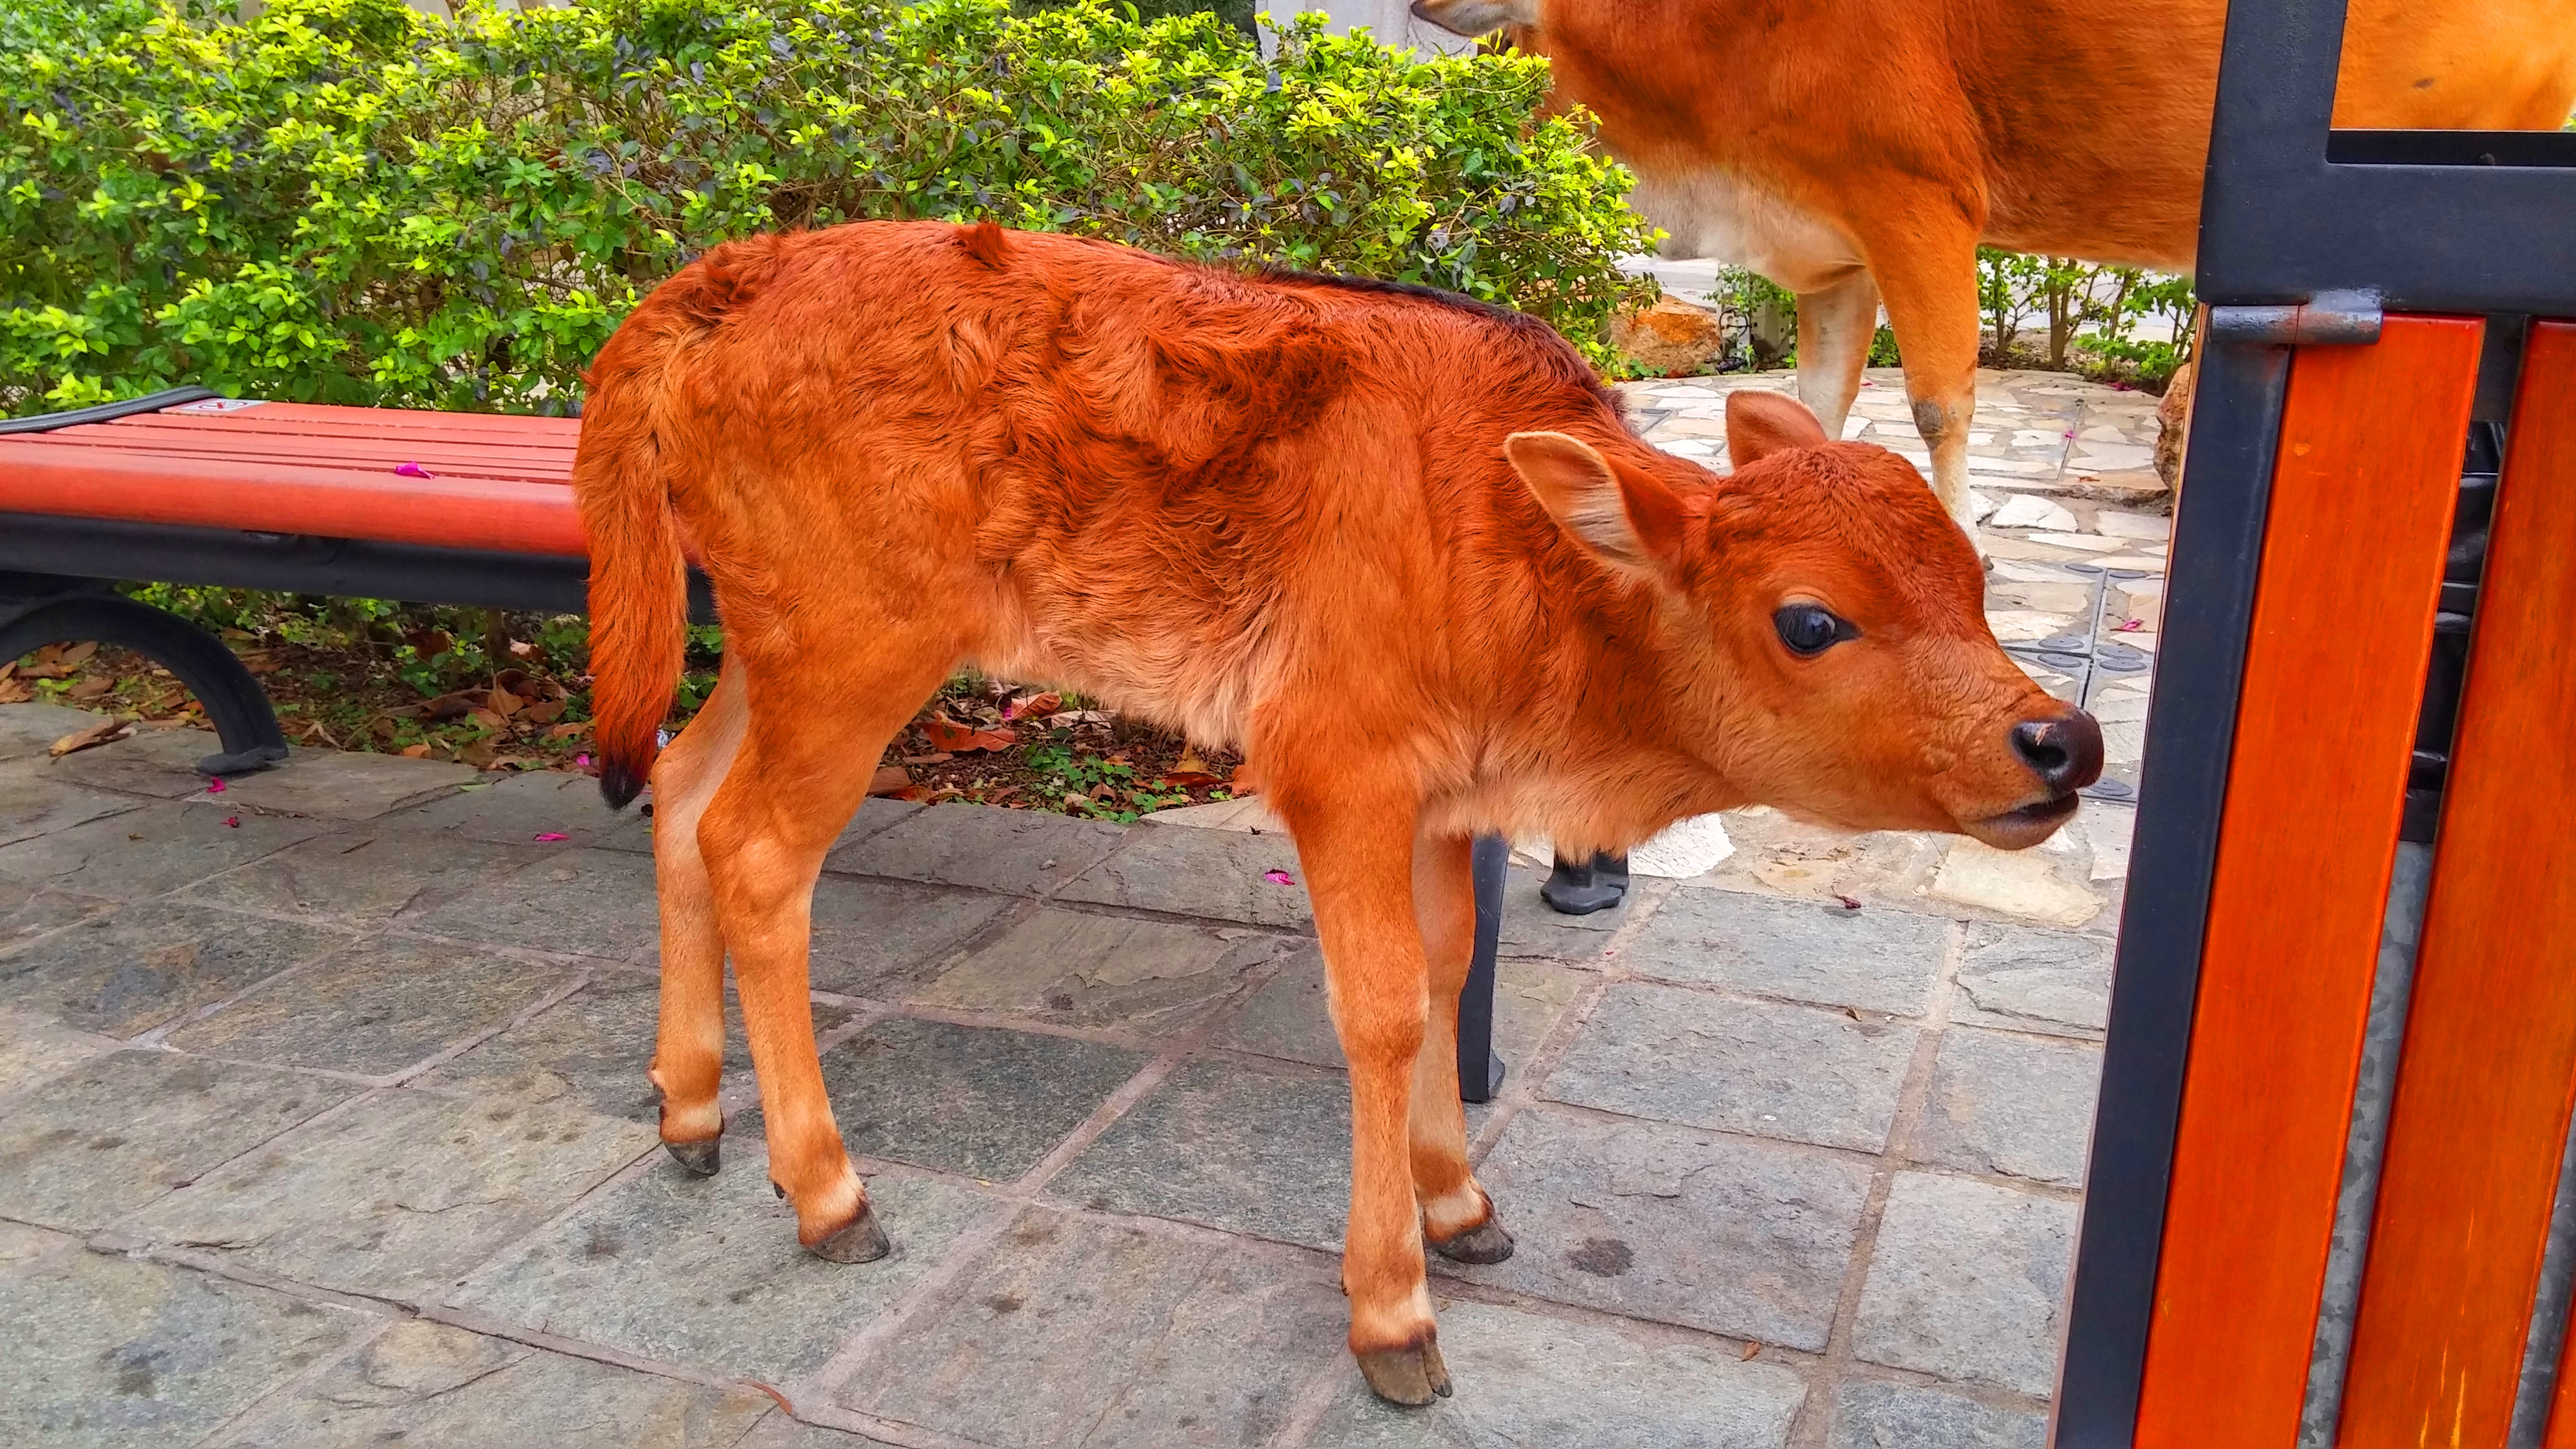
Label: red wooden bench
xmin=0 ymin=387 xmax=594 ymax=774
xmin=0 ymin=389 xmax=1511 ymax=1102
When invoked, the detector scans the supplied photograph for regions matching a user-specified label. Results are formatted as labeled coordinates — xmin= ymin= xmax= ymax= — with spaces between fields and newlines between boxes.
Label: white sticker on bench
xmin=172 ymin=398 xmax=266 ymax=414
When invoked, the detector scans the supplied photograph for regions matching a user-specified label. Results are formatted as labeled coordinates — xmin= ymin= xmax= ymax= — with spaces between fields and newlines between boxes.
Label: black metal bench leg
xmin=1460 ymin=833 xmax=1510 ymax=1103
xmin=0 ymin=579 xmax=289 ymax=777
xmin=1541 ymin=850 xmax=1629 ymax=915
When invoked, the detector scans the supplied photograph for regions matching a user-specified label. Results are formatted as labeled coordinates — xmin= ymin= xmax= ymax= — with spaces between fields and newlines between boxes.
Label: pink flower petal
xmin=575 ymin=754 xmax=591 ymax=768
xmin=205 ymin=778 xmax=226 ymax=793
xmin=2116 ymin=619 xmax=2145 ymax=633
xmin=394 ymin=461 xmax=435 ymax=478
xmin=1262 ymin=869 xmax=1296 ymax=886
xmin=222 ymin=815 xmax=240 ymax=828
xmin=533 ymin=832 xmax=568 ymax=842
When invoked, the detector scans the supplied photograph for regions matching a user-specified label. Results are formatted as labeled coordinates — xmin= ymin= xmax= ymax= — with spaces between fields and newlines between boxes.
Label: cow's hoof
xmin=807 ymin=1204 xmax=892 ymax=1264
xmin=663 ymin=1136 xmax=721 ymax=1177
xmin=1356 ymin=1338 xmax=1452 ymax=1406
xmin=1430 ymin=1219 xmax=1515 ymax=1264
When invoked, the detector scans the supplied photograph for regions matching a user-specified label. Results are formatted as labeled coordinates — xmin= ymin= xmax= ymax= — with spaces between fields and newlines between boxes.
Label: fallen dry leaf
xmin=744 ymin=1380 xmax=795 ymax=1416
xmin=399 ymin=743 xmax=433 ymax=759
xmin=1003 ymin=690 xmax=1062 ymax=721
xmin=0 ymin=677 xmax=30 ymax=705
xmin=488 ymin=685 xmax=523 ymax=718
xmin=466 ymin=708 xmax=511 ymax=733
xmin=65 ymin=677 xmax=113 ymax=702
xmin=1162 ymin=746 xmax=1224 ymax=786
xmin=922 ymin=716 xmax=1016 ymax=752
xmin=544 ymin=721 xmax=589 ymax=741
xmin=1739 ymin=1341 xmax=1761 ymax=1362
xmin=49 ymin=719 xmax=133 ymax=757
xmin=519 ymin=698 xmax=567 ymax=726
xmin=902 ymin=751 xmax=954 ymax=766
xmin=868 ymin=764 xmax=912 ymax=796
xmin=422 ymin=690 xmax=481 ymax=721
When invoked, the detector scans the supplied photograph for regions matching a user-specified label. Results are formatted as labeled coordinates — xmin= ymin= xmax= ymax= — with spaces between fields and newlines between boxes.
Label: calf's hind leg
xmin=1411 ymin=831 xmax=1511 ymax=1264
xmin=698 ymin=646 xmax=954 ymax=1261
xmin=647 ymin=657 xmax=750 ymax=1174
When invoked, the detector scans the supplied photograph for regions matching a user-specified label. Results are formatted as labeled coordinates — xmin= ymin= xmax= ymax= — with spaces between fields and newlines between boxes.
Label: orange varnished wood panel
xmin=0 ymin=438 xmax=586 ymax=555
xmin=2341 ymin=321 xmax=2576 ymax=1449
xmin=2136 ymin=315 xmax=2485 ymax=1447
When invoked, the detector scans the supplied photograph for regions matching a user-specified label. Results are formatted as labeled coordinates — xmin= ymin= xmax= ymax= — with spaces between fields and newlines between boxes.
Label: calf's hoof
xmin=1357 ymin=1337 xmax=1453 ymax=1406
xmin=806 ymin=1203 xmax=893 ymax=1264
xmin=1430 ymin=1219 xmax=1515 ymax=1264
xmin=663 ymin=1136 xmax=722 ymax=1177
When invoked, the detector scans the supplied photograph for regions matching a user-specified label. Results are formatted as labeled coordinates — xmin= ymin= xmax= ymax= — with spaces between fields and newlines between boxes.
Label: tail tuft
xmin=599 ymin=756 xmax=649 ymax=811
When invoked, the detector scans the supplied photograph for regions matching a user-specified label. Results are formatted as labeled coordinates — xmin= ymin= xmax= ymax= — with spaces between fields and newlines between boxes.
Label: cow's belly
xmin=1627 ymin=167 xmax=1862 ymax=296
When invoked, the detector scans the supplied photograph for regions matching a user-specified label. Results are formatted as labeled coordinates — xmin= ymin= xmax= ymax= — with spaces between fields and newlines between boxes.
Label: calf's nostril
xmin=2012 ymin=721 xmax=2068 ymax=773
xmin=2012 ymin=711 xmax=2105 ymax=792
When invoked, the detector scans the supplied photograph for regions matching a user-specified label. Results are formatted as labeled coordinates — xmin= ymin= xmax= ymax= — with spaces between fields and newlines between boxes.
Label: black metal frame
xmin=2054 ymin=1 xmax=2576 ymax=1442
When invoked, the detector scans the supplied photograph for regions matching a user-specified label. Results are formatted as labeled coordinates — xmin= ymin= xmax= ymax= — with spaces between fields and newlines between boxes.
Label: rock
xmin=1986 ymin=494 xmax=2081 ymax=532
xmin=1627 ymin=812 xmax=1735 ymax=877
xmin=1610 ymin=294 xmax=1727 ymax=376
xmin=1925 ymin=838 xmax=2103 ymax=926
xmin=2156 ymin=362 xmax=2193 ymax=487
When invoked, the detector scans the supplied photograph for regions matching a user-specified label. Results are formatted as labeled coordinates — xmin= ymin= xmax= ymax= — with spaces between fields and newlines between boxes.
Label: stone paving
xmin=0 ymin=368 xmax=2161 ymax=1449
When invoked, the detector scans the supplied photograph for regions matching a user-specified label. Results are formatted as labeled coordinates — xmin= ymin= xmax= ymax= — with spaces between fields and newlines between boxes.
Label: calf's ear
xmin=1507 ymin=432 xmax=1688 ymax=574
xmin=1725 ymin=390 xmax=1829 ymax=464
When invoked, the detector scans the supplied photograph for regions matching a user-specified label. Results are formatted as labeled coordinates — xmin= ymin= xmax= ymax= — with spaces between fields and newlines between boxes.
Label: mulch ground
xmin=4 ymin=638 xmax=1243 ymax=823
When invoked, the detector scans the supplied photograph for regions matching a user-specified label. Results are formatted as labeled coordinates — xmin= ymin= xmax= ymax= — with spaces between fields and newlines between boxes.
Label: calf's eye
xmin=1773 ymin=604 xmax=1851 ymax=657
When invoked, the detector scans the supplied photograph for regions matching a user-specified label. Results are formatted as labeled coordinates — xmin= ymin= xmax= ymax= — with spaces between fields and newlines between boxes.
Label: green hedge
xmin=0 ymin=0 xmax=1657 ymax=416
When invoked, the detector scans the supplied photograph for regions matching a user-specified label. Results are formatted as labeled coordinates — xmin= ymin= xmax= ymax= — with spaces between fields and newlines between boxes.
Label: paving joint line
xmin=784 ymin=942 xmax=1302 ymax=1414
xmin=1787 ymin=916 xmax=1969 ymax=1449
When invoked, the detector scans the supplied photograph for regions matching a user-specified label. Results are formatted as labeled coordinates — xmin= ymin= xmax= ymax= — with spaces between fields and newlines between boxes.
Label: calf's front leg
xmin=1276 ymin=773 xmax=1450 ymax=1405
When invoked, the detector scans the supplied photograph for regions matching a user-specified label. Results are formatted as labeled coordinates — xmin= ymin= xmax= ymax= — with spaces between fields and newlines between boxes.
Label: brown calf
xmin=1409 ymin=0 xmax=2576 ymax=541
xmin=574 ymin=220 xmax=2100 ymax=1405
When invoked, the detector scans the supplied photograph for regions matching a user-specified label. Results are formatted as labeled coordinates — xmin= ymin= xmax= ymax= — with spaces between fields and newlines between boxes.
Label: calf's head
xmin=1510 ymin=391 xmax=2101 ymax=849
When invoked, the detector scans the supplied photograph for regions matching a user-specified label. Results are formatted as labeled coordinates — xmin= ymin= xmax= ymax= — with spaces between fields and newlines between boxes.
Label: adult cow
xmin=577 ymin=220 xmax=2101 ymax=1408
xmin=1408 ymin=0 xmax=2576 ymax=539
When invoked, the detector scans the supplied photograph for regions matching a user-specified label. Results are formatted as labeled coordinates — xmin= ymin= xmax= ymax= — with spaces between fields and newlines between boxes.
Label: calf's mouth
xmin=1966 ymin=790 xmax=2082 ymax=850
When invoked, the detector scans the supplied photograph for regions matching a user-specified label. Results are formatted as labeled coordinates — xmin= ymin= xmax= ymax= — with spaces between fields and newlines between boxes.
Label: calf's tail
xmin=570 ymin=235 xmax=787 ymax=809
xmin=573 ymin=347 xmax=688 ymax=811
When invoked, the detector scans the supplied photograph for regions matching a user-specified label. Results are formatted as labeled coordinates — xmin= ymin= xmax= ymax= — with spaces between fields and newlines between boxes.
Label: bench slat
xmin=114 ymin=401 xmax=584 ymax=442
xmin=28 ymin=426 xmax=575 ymax=485
xmin=0 ymin=440 xmax=586 ymax=556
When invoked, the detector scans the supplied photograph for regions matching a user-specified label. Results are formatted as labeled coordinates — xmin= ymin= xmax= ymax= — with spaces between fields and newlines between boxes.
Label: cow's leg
xmin=697 ymin=647 xmax=951 ymax=1261
xmin=1871 ymin=230 xmax=1986 ymax=545
xmin=1271 ymin=766 xmax=1447 ymax=1405
xmin=1793 ymin=268 xmax=1881 ymax=440
xmin=646 ymin=655 xmax=749 ymax=1174
xmin=1412 ymin=829 xmax=1510 ymax=1263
